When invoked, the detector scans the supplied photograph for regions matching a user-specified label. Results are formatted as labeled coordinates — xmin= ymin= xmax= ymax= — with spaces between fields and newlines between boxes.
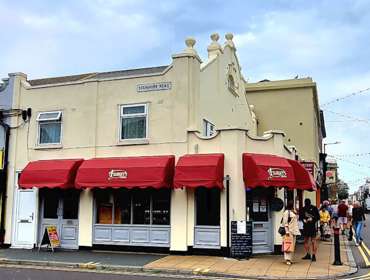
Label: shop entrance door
xmin=246 ymin=188 xmax=273 ymax=254
xmin=39 ymin=189 xmax=79 ymax=249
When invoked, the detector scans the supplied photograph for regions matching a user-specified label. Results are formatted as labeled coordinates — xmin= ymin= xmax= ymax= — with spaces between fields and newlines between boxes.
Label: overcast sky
xmin=1 ymin=0 xmax=370 ymax=192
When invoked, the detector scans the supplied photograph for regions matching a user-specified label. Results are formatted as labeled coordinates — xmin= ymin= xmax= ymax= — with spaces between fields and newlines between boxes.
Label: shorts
xmin=303 ymin=224 xmax=317 ymax=237
xmin=338 ymin=217 xmax=347 ymax=225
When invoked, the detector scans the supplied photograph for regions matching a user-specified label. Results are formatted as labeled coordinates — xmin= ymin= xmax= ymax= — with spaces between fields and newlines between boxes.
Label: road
xmin=338 ymin=213 xmax=370 ymax=280
xmin=0 ymin=266 xmax=217 ymax=280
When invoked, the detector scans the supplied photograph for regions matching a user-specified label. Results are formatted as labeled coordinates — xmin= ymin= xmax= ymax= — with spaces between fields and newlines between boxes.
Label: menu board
xmin=47 ymin=226 xmax=61 ymax=248
xmin=231 ymin=220 xmax=252 ymax=259
xmin=39 ymin=225 xmax=60 ymax=251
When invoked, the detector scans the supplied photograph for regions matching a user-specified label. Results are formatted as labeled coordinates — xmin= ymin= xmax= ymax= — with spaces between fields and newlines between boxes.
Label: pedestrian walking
xmin=347 ymin=201 xmax=354 ymax=241
xmin=352 ymin=201 xmax=366 ymax=246
xmin=330 ymin=199 xmax=338 ymax=219
xmin=281 ymin=200 xmax=301 ymax=265
xmin=337 ymin=200 xmax=348 ymax=235
xmin=300 ymin=198 xmax=320 ymax=261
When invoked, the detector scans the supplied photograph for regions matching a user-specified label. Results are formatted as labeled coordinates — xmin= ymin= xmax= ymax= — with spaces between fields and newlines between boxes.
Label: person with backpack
xmin=281 ymin=200 xmax=301 ymax=265
xmin=299 ymin=198 xmax=320 ymax=261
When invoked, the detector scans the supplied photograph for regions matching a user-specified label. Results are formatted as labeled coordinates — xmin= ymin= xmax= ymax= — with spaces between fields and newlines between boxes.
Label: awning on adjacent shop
xmin=19 ymin=159 xmax=84 ymax=189
xmin=243 ymin=153 xmax=295 ymax=189
xmin=287 ymin=159 xmax=317 ymax=191
xmin=75 ymin=155 xmax=175 ymax=189
xmin=174 ymin=153 xmax=224 ymax=189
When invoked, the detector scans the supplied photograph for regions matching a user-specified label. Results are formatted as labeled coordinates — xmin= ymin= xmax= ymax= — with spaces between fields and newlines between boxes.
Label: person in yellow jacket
xmin=319 ymin=204 xmax=331 ymax=240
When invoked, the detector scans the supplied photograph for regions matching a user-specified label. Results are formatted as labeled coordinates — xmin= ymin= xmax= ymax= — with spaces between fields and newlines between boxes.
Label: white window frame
xmin=119 ymin=103 xmax=148 ymax=141
xmin=203 ymin=119 xmax=215 ymax=137
xmin=36 ymin=110 xmax=63 ymax=146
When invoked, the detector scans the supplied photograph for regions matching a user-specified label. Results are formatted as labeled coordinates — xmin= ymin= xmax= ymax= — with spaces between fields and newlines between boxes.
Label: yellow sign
xmin=46 ymin=226 xmax=60 ymax=248
xmin=0 ymin=149 xmax=3 ymax=170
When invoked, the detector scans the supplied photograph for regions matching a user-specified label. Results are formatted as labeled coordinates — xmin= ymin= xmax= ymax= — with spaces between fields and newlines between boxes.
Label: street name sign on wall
xmin=137 ymin=82 xmax=172 ymax=92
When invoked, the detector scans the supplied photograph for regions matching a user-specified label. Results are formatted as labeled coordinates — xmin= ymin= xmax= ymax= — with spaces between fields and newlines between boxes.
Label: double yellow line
xmin=353 ymin=236 xmax=370 ymax=267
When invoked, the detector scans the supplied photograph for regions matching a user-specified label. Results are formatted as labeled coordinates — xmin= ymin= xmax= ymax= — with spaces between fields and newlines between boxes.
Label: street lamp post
xmin=323 ymin=141 xmax=341 ymax=154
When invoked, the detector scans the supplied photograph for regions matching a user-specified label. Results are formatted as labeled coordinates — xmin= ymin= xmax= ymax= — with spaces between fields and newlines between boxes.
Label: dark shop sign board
xmin=231 ymin=220 xmax=252 ymax=259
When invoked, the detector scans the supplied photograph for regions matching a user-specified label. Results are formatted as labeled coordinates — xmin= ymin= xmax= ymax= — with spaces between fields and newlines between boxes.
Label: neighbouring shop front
xmin=243 ymin=153 xmax=316 ymax=254
xmin=75 ymin=155 xmax=175 ymax=247
xmin=17 ymin=159 xmax=83 ymax=249
xmin=174 ymin=153 xmax=224 ymax=249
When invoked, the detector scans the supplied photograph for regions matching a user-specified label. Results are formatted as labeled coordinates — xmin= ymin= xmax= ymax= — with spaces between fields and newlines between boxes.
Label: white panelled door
xmin=13 ymin=189 xmax=37 ymax=248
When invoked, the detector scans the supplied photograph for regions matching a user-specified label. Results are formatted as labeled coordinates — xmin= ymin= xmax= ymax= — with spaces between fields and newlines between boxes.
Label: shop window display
xmin=196 ymin=187 xmax=220 ymax=226
xmin=95 ymin=189 xmax=170 ymax=225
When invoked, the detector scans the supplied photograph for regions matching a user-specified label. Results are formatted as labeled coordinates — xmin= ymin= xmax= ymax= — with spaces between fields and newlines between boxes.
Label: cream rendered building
xmin=3 ymin=33 xmax=315 ymax=255
xmin=245 ymin=79 xmax=326 ymax=205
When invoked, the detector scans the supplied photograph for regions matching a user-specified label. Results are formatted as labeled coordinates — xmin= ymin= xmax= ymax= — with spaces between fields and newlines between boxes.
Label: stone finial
xmin=184 ymin=37 xmax=198 ymax=55
xmin=207 ymin=32 xmax=222 ymax=58
xmin=225 ymin=33 xmax=235 ymax=49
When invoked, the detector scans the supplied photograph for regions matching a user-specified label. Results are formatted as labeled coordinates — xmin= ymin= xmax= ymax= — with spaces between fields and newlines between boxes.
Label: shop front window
xmin=133 ymin=190 xmax=151 ymax=224
xmin=63 ymin=190 xmax=79 ymax=220
xmin=96 ymin=190 xmax=113 ymax=224
xmin=95 ymin=189 xmax=170 ymax=225
xmin=43 ymin=190 xmax=59 ymax=219
xmin=152 ymin=189 xmax=171 ymax=225
xmin=114 ymin=189 xmax=131 ymax=224
xmin=196 ymin=187 xmax=220 ymax=226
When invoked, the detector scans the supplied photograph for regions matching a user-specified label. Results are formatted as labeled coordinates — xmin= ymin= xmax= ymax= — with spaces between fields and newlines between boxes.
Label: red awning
xmin=287 ymin=159 xmax=317 ymax=191
xmin=19 ymin=159 xmax=84 ymax=189
xmin=75 ymin=155 xmax=175 ymax=189
xmin=174 ymin=153 xmax=224 ymax=189
xmin=243 ymin=153 xmax=295 ymax=189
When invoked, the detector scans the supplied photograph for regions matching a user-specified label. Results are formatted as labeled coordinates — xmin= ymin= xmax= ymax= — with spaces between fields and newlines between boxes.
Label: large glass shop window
xmin=95 ymin=189 xmax=170 ymax=225
xmin=195 ymin=187 xmax=220 ymax=226
xmin=152 ymin=189 xmax=171 ymax=225
xmin=133 ymin=190 xmax=151 ymax=224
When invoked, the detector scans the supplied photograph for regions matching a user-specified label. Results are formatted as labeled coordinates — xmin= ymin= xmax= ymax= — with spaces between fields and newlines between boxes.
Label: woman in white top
xmin=282 ymin=200 xmax=301 ymax=265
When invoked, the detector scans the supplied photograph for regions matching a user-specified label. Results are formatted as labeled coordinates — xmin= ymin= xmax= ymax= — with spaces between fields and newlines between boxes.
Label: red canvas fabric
xmin=19 ymin=159 xmax=84 ymax=189
xmin=75 ymin=155 xmax=175 ymax=189
xmin=174 ymin=153 xmax=224 ymax=189
xmin=243 ymin=153 xmax=295 ymax=189
xmin=287 ymin=159 xmax=317 ymax=191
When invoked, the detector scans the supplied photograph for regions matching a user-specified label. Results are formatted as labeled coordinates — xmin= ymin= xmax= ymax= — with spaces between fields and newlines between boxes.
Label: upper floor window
xmin=37 ymin=111 xmax=62 ymax=145
xmin=203 ymin=119 xmax=215 ymax=137
xmin=120 ymin=104 xmax=148 ymax=140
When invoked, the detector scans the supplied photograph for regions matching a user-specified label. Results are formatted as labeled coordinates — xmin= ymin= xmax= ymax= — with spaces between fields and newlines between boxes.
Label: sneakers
xmin=286 ymin=260 xmax=292 ymax=265
xmin=302 ymin=253 xmax=311 ymax=260
xmin=311 ymin=254 xmax=316 ymax=262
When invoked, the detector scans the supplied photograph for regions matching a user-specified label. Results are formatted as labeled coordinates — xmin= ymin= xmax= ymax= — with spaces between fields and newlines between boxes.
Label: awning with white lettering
xmin=75 ymin=156 xmax=175 ymax=189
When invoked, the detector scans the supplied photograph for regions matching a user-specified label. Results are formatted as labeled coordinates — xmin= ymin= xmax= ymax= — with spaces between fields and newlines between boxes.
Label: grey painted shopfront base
xmin=93 ymin=225 xmax=170 ymax=247
xmin=194 ymin=226 xmax=220 ymax=249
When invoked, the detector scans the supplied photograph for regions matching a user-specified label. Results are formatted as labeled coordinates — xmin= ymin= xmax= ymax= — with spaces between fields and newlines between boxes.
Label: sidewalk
xmin=146 ymin=237 xmax=356 ymax=279
xmin=0 ymin=237 xmax=357 ymax=279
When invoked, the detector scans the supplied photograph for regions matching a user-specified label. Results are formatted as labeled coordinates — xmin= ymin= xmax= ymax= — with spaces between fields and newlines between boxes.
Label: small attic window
xmin=227 ymin=75 xmax=238 ymax=96
xmin=228 ymin=75 xmax=235 ymax=89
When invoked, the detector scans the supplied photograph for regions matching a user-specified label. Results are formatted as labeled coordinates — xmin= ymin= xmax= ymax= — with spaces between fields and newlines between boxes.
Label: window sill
xmin=117 ymin=139 xmax=149 ymax=146
xmin=34 ymin=144 xmax=63 ymax=150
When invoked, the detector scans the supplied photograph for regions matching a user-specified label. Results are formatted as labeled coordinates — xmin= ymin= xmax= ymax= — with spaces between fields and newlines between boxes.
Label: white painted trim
xmin=36 ymin=110 xmax=63 ymax=146
xmin=118 ymin=103 xmax=149 ymax=142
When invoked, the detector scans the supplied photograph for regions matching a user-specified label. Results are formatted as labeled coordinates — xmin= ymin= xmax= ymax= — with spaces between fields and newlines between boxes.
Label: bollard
xmin=332 ymin=225 xmax=342 ymax=265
